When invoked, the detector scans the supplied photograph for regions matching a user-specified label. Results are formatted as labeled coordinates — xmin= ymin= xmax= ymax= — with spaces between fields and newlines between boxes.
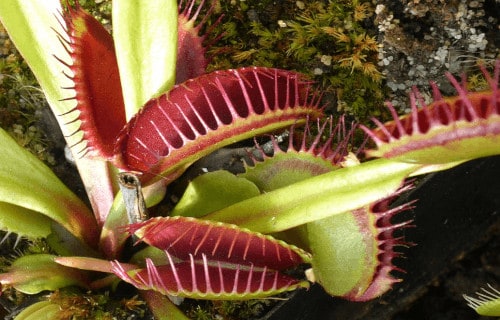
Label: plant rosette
xmin=0 ymin=0 xmax=499 ymax=319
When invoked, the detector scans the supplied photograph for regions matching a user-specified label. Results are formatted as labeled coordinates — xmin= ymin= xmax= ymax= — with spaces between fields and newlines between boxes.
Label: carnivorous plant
xmin=0 ymin=0 xmax=499 ymax=318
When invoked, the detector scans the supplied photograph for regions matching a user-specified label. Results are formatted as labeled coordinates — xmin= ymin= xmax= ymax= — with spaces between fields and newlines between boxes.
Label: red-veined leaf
xmin=128 ymin=216 xmax=311 ymax=269
xmin=58 ymin=3 xmax=126 ymax=158
xmin=115 ymin=67 xmax=323 ymax=185
xmin=112 ymin=254 xmax=309 ymax=300
xmin=111 ymin=216 xmax=310 ymax=299
xmin=362 ymin=61 xmax=500 ymax=164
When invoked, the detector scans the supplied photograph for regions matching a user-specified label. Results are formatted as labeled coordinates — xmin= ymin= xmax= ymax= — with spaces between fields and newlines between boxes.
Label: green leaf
xmin=307 ymin=212 xmax=369 ymax=296
xmin=241 ymin=152 xmax=337 ymax=192
xmin=0 ymin=254 xmax=89 ymax=294
xmin=171 ymin=171 xmax=261 ymax=218
xmin=204 ymin=159 xmax=420 ymax=233
xmin=0 ymin=202 xmax=51 ymax=239
xmin=0 ymin=128 xmax=98 ymax=248
xmin=0 ymin=0 xmax=81 ymax=142
xmin=112 ymin=0 xmax=178 ymax=120
xmin=140 ymin=290 xmax=191 ymax=320
xmin=14 ymin=301 xmax=61 ymax=320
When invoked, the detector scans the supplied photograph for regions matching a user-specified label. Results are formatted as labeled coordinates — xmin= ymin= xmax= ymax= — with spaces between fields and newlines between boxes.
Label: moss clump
xmin=0 ymin=24 xmax=56 ymax=165
xmin=46 ymin=290 xmax=147 ymax=320
xmin=205 ymin=0 xmax=387 ymax=122
xmin=184 ymin=298 xmax=275 ymax=320
xmin=465 ymin=58 xmax=499 ymax=92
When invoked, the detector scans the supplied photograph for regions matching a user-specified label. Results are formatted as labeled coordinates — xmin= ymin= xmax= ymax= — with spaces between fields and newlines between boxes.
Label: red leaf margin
xmin=128 ymin=216 xmax=312 ymax=269
xmin=176 ymin=0 xmax=218 ymax=83
xmin=362 ymin=61 xmax=500 ymax=164
xmin=57 ymin=3 xmax=126 ymax=158
xmin=114 ymin=67 xmax=323 ymax=185
xmin=111 ymin=216 xmax=311 ymax=299
xmin=111 ymin=255 xmax=309 ymax=300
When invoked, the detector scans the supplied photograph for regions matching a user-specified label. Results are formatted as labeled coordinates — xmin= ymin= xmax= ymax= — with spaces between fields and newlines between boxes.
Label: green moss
xmin=466 ymin=58 xmax=499 ymax=92
xmin=184 ymin=298 xmax=275 ymax=320
xmin=214 ymin=299 xmax=275 ymax=319
xmin=46 ymin=290 xmax=147 ymax=320
xmin=205 ymin=0 xmax=388 ymax=122
xmin=0 ymin=25 xmax=56 ymax=165
xmin=187 ymin=304 xmax=215 ymax=320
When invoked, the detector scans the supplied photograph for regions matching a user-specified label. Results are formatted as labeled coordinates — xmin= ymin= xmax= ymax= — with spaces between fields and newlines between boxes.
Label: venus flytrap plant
xmin=0 ymin=0 xmax=499 ymax=319
xmin=0 ymin=0 xmax=320 ymax=317
xmin=178 ymin=118 xmax=416 ymax=301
